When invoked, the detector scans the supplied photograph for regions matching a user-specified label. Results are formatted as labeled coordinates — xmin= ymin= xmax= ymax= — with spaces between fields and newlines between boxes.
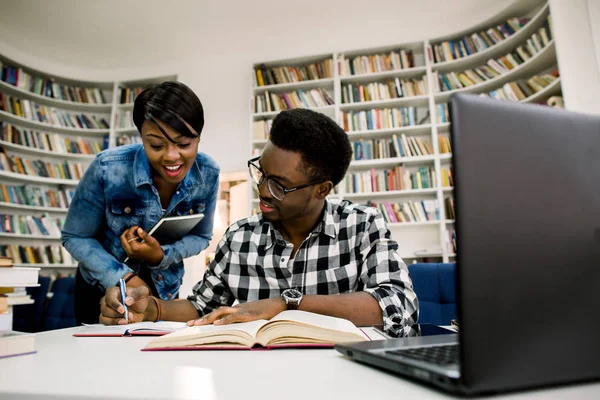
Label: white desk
xmin=1 ymin=327 xmax=599 ymax=400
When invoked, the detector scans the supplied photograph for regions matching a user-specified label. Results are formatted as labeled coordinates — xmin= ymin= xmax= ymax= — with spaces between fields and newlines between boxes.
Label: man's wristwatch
xmin=281 ymin=288 xmax=303 ymax=310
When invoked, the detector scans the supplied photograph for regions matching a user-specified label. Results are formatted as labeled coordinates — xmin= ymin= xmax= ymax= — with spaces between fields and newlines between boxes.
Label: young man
xmin=100 ymin=108 xmax=419 ymax=336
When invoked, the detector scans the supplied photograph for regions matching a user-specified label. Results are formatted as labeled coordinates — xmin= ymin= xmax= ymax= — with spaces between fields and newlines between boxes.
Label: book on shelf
xmin=345 ymin=166 xmax=436 ymax=193
xmin=445 ymin=197 xmax=455 ymax=220
xmin=0 ymin=147 xmax=84 ymax=180
xmin=0 ymin=61 xmax=106 ymax=104
xmin=0 ymin=183 xmax=74 ymax=209
xmin=0 ymin=213 xmax=64 ymax=237
xmin=73 ymin=321 xmax=187 ymax=337
xmin=484 ymin=71 xmax=559 ymax=102
xmin=142 ymin=310 xmax=369 ymax=351
xmin=340 ymin=106 xmax=420 ymax=132
xmin=0 ymin=266 xmax=39 ymax=287
xmin=1 ymin=122 xmax=104 ymax=155
xmin=351 ymin=135 xmax=433 ymax=161
xmin=1 ymin=244 xmax=73 ymax=265
xmin=252 ymin=119 xmax=273 ymax=141
xmin=338 ymin=49 xmax=415 ymax=76
xmin=368 ymin=200 xmax=440 ymax=224
xmin=0 ymin=255 xmax=12 ymax=267
xmin=254 ymin=59 xmax=333 ymax=87
xmin=254 ymin=88 xmax=334 ymax=113
xmin=341 ymin=76 xmax=428 ymax=104
xmin=119 ymin=87 xmax=144 ymax=104
xmin=0 ymin=93 xmax=109 ymax=129
xmin=0 ymin=330 xmax=36 ymax=359
xmin=428 ymin=16 xmax=531 ymax=63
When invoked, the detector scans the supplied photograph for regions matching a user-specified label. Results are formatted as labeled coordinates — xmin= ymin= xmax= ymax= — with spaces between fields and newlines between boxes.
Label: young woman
xmin=62 ymin=81 xmax=219 ymax=324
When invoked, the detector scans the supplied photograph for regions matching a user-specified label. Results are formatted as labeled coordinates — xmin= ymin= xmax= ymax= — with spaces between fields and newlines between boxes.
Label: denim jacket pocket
xmin=176 ymin=201 xmax=206 ymax=216
xmin=107 ymin=199 xmax=148 ymax=233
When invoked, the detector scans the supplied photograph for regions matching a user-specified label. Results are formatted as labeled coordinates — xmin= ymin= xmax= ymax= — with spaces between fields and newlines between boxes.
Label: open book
xmin=143 ymin=310 xmax=369 ymax=351
xmin=73 ymin=321 xmax=187 ymax=337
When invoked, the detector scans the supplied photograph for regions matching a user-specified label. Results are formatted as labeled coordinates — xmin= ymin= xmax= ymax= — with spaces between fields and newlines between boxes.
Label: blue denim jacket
xmin=61 ymin=144 xmax=219 ymax=299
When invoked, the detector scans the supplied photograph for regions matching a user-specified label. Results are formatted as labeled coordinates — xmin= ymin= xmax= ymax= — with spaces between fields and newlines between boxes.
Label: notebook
xmin=73 ymin=321 xmax=187 ymax=337
xmin=124 ymin=213 xmax=204 ymax=262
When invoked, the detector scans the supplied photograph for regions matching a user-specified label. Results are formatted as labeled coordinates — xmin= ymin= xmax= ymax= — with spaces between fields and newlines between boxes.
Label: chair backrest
xmin=12 ymin=275 xmax=51 ymax=333
xmin=42 ymin=277 xmax=76 ymax=331
xmin=408 ymin=263 xmax=457 ymax=326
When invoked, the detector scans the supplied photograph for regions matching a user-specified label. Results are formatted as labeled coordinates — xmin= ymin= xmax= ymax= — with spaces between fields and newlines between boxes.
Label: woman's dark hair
xmin=269 ymin=109 xmax=352 ymax=186
xmin=133 ymin=81 xmax=203 ymax=142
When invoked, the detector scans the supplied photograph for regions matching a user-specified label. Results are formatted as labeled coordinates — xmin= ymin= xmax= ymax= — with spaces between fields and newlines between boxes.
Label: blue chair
xmin=42 ymin=277 xmax=76 ymax=331
xmin=12 ymin=275 xmax=51 ymax=333
xmin=408 ymin=263 xmax=457 ymax=326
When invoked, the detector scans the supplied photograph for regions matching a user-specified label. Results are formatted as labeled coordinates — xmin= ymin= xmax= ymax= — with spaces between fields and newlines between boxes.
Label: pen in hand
xmin=119 ymin=278 xmax=129 ymax=323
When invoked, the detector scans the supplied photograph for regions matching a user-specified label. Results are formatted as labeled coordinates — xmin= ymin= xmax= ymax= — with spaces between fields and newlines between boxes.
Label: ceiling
xmin=0 ymin=0 xmax=510 ymax=70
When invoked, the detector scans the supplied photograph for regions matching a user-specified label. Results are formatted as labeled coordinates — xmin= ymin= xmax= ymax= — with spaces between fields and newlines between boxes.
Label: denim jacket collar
xmin=133 ymin=146 xmax=205 ymax=190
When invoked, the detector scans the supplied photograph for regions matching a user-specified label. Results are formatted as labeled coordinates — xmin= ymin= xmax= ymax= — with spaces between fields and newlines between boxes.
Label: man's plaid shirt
xmin=188 ymin=199 xmax=419 ymax=336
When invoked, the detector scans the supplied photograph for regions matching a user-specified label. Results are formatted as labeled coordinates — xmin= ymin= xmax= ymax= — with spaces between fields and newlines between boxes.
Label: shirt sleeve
xmin=358 ymin=211 xmax=420 ymax=337
xmin=186 ymin=232 xmax=234 ymax=316
xmin=61 ymin=157 xmax=133 ymax=289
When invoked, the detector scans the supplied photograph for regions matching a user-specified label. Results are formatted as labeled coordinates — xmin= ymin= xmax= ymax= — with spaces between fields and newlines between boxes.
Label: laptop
xmin=335 ymin=93 xmax=600 ymax=395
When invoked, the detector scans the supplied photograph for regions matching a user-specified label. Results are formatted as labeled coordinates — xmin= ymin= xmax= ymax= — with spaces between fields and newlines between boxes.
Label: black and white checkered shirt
xmin=188 ymin=199 xmax=419 ymax=337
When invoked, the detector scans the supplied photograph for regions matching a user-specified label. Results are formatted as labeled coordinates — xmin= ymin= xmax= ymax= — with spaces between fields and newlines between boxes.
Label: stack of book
xmin=0 ymin=255 xmax=38 ymax=358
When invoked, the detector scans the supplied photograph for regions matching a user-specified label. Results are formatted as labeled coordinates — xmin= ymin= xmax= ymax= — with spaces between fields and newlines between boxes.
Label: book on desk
xmin=73 ymin=321 xmax=187 ymax=337
xmin=142 ymin=310 xmax=370 ymax=351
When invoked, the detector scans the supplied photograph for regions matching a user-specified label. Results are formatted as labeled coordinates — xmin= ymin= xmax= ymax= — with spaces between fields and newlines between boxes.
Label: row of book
xmin=1 ymin=122 xmax=104 ymax=155
xmin=351 ymin=134 xmax=433 ymax=161
xmin=447 ymin=227 xmax=457 ymax=253
xmin=427 ymin=17 xmax=530 ymax=64
xmin=341 ymin=76 xmax=427 ymax=104
xmin=0 ymin=213 xmax=64 ymax=237
xmin=115 ymin=111 xmax=135 ymax=128
xmin=116 ymin=135 xmax=142 ymax=146
xmin=368 ymin=200 xmax=440 ymax=224
xmin=437 ymin=104 xmax=449 ymax=124
xmin=484 ymin=72 xmax=558 ymax=102
xmin=445 ymin=197 xmax=455 ymax=220
xmin=0 ymin=149 xmax=85 ymax=180
xmin=252 ymin=119 xmax=274 ymax=141
xmin=345 ymin=166 xmax=438 ymax=193
xmin=340 ymin=106 xmax=421 ymax=132
xmin=0 ymin=93 xmax=110 ymax=130
xmin=254 ymin=60 xmax=334 ymax=87
xmin=0 ymin=61 xmax=107 ymax=104
xmin=0 ymin=183 xmax=74 ymax=209
xmin=432 ymin=19 xmax=552 ymax=93
xmin=0 ymin=244 xmax=74 ymax=265
xmin=338 ymin=49 xmax=415 ymax=76
xmin=439 ymin=135 xmax=452 ymax=153
xmin=119 ymin=87 xmax=143 ymax=104
xmin=254 ymin=88 xmax=334 ymax=113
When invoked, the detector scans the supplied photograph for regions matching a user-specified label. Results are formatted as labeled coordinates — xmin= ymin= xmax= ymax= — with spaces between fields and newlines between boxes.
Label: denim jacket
xmin=61 ymin=144 xmax=219 ymax=300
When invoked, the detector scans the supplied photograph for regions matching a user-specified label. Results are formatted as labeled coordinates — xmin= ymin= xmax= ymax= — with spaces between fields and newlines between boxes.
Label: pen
xmin=119 ymin=278 xmax=129 ymax=323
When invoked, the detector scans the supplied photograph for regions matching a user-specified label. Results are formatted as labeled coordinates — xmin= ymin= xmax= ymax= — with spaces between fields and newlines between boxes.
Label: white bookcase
xmin=249 ymin=0 xmax=560 ymax=263
xmin=0 ymin=52 xmax=176 ymax=273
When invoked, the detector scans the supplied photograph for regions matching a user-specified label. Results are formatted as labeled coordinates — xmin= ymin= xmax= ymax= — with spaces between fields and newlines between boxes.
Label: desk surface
xmin=1 ymin=327 xmax=599 ymax=400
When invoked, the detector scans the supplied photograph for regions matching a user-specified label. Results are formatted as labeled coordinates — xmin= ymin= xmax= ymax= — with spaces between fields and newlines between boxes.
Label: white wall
xmin=549 ymin=0 xmax=600 ymax=114
xmin=0 ymin=0 xmax=516 ymax=172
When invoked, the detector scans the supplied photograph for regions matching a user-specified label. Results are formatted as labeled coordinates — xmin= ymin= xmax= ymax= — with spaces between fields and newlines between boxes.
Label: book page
xmin=144 ymin=319 xmax=268 ymax=349
xmin=257 ymin=311 xmax=369 ymax=346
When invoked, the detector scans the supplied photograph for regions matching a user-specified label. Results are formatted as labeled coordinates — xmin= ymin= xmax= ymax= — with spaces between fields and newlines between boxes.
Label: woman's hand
xmin=120 ymin=226 xmax=164 ymax=265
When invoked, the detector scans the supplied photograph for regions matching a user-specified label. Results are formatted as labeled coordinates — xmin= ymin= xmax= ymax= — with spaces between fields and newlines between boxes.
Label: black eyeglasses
xmin=247 ymin=156 xmax=325 ymax=201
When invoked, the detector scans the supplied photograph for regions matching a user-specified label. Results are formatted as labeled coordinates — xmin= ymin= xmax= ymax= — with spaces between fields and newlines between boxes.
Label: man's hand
xmin=99 ymin=286 xmax=151 ymax=325
xmin=120 ymin=226 xmax=163 ymax=265
xmin=187 ymin=298 xmax=286 ymax=326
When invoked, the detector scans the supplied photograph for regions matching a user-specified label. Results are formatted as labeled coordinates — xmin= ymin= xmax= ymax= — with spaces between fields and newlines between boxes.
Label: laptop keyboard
xmin=386 ymin=344 xmax=459 ymax=366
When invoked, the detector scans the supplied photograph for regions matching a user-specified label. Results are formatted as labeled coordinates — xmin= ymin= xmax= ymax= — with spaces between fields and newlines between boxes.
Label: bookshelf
xmin=249 ymin=0 xmax=559 ymax=263
xmin=0 ymin=52 xmax=176 ymax=273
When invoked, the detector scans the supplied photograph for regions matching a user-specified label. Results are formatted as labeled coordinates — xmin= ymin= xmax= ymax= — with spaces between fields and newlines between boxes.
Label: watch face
xmin=284 ymin=289 xmax=302 ymax=299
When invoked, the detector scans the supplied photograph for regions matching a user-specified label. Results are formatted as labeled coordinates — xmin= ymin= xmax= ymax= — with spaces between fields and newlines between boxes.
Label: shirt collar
xmin=261 ymin=199 xmax=338 ymax=250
